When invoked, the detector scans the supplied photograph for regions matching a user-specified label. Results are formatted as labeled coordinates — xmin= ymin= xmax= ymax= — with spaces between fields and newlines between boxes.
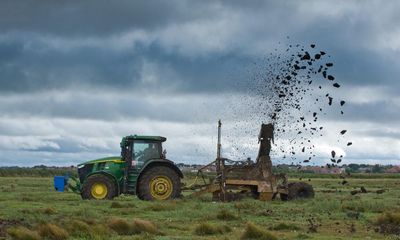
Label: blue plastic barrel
xmin=54 ymin=176 xmax=67 ymax=192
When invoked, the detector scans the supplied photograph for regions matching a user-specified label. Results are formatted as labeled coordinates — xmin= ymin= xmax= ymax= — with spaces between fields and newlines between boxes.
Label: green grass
xmin=0 ymin=176 xmax=399 ymax=239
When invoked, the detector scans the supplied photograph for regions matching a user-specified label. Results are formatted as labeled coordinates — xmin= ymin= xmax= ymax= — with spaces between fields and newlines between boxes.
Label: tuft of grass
xmin=108 ymin=217 xmax=159 ymax=235
xmin=110 ymin=201 xmax=136 ymax=208
xmin=37 ymin=223 xmax=69 ymax=240
xmin=38 ymin=207 xmax=56 ymax=215
xmin=241 ymin=222 xmax=277 ymax=240
xmin=91 ymin=224 xmax=112 ymax=239
xmin=295 ymin=233 xmax=311 ymax=239
xmin=7 ymin=226 xmax=40 ymax=240
xmin=234 ymin=202 xmax=256 ymax=214
xmin=131 ymin=219 xmax=159 ymax=234
xmin=216 ymin=208 xmax=238 ymax=221
xmin=194 ymin=223 xmax=231 ymax=236
xmin=145 ymin=202 xmax=176 ymax=211
xmin=110 ymin=202 xmax=124 ymax=208
xmin=270 ymin=222 xmax=300 ymax=231
xmin=108 ymin=218 xmax=133 ymax=235
xmin=65 ymin=220 xmax=92 ymax=237
xmin=375 ymin=212 xmax=400 ymax=235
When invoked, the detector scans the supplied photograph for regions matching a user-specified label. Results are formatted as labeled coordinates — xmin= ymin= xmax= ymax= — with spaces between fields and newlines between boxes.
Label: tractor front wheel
xmin=81 ymin=174 xmax=117 ymax=200
xmin=137 ymin=166 xmax=181 ymax=200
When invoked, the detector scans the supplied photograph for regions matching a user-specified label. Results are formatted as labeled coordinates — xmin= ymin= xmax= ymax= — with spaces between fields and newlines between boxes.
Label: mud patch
xmin=0 ymin=219 xmax=22 ymax=238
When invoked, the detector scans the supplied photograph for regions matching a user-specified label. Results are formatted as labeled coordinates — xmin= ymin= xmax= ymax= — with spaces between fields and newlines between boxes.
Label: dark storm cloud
xmin=0 ymin=35 xmax=251 ymax=93
xmin=0 ymin=0 xmax=399 ymax=94
xmin=0 ymin=0 xmax=199 ymax=36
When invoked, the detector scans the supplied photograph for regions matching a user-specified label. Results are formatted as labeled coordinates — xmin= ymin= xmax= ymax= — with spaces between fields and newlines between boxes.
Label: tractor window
xmin=133 ymin=141 xmax=161 ymax=163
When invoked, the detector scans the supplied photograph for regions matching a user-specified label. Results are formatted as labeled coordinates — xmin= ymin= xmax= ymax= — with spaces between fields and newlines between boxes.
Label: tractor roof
xmin=120 ymin=135 xmax=167 ymax=147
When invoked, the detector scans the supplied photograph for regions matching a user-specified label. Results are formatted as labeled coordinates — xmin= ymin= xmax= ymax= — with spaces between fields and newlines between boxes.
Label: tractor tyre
xmin=287 ymin=182 xmax=314 ymax=200
xmin=280 ymin=193 xmax=288 ymax=201
xmin=137 ymin=166 xmax=181 ymax=201
xmin=81 ymin=174 xmax=117 ymax=200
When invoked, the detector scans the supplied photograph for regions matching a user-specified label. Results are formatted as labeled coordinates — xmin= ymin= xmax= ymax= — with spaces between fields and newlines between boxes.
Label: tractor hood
xmin=77 ymin=156 xmax=123 ymax=167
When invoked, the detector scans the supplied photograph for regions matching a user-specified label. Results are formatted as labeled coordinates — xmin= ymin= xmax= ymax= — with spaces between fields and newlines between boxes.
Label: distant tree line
xmin=0 ymin=166 xmax=77 ymax=177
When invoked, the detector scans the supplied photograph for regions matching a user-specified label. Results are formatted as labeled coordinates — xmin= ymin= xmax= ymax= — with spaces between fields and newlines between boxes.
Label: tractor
xmin=55 ymin=121 xmax=314 ymax=202
xmin=63 ymin=135 xmax=183 ymax=200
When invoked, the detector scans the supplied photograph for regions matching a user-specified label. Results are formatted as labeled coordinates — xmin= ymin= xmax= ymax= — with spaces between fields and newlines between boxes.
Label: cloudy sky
xmin=0 ymin=0 xmax=399 ymax=166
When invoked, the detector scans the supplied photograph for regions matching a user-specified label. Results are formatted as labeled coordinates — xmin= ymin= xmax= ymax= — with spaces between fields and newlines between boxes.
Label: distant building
xmin=385 ymin=166 xmax=400 ymax=173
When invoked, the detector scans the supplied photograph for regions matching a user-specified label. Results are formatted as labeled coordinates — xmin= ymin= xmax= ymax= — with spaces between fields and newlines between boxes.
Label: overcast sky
xmin=0 ymin=0 xmax=399 ymax=166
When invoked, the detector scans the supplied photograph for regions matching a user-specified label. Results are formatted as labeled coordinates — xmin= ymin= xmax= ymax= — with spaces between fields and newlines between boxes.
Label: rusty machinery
xmin=184 ymin=120 xmax=314 ymax=201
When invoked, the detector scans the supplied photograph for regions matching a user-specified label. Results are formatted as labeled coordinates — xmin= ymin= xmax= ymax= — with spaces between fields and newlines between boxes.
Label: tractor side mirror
xmin=162 ymin=149 xmax=167 ymax=159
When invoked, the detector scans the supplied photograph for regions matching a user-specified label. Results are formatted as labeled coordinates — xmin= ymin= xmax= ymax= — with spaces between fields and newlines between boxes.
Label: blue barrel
xmin=54 ymin=176 xmax=67 ymax=192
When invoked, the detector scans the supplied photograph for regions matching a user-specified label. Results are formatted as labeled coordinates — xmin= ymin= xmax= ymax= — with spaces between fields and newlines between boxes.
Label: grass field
xmin=0 ymin=176 xmax=399 ymax=240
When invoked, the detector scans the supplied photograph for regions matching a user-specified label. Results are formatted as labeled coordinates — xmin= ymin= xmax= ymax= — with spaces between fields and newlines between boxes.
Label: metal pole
xmin=217 ymin=120 xmax=221 ymax=159
xmin=216 ymin=120 xmax=226 ymax=201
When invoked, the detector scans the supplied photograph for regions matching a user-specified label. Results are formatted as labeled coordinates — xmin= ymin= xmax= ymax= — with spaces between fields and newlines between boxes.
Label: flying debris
xmin=232 ymin=42 xmax=352 ymax=167
xmin=331 ymin=150 xmax=336 ymax=159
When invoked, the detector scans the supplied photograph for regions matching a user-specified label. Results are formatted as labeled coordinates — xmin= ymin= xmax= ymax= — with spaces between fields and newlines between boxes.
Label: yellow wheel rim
xmin=91 ymin=183 xmax=108 ymax=199
xmin=150 ymin=175 xmax=173 ymax=200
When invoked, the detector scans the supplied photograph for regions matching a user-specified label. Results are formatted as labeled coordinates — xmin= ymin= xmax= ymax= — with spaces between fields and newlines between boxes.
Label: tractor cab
xmin=120 ymin=135 xmax=167 ymax=168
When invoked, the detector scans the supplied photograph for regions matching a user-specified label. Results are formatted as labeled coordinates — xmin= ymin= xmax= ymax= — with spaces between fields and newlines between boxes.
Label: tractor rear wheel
xmin=81 ymin=174 xmax=117 ymax=200
xmin=287 ymin=182 xmax=314 ymax=200
xmin=137 ymin=166 xmax=181 ymax=201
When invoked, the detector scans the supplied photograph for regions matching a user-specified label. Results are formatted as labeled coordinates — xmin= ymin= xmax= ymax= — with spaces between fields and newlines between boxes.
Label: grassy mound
xmin=241 ymin=222 xmax=277 ymax=240
xmin=375 ymin=212 xmax=400 ymax=235
xmin=37 ymin=223 xmax=69 ymax=240
xmin=7 ymin=226 xmax=40 ymax=240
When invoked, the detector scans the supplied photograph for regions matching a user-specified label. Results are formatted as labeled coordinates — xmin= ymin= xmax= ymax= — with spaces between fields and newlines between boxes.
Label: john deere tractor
xmin=65 ymin=135 xmax=182 ymax=200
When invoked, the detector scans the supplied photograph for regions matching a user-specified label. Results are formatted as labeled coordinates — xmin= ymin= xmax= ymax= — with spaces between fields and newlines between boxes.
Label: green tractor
xmin=65 ymin=135 xmax=183 ymax=200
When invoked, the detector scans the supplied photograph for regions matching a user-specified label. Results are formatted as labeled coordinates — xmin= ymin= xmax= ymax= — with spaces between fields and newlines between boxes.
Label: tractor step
xmin=125 ymin=169 xmax=140 ymax=193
